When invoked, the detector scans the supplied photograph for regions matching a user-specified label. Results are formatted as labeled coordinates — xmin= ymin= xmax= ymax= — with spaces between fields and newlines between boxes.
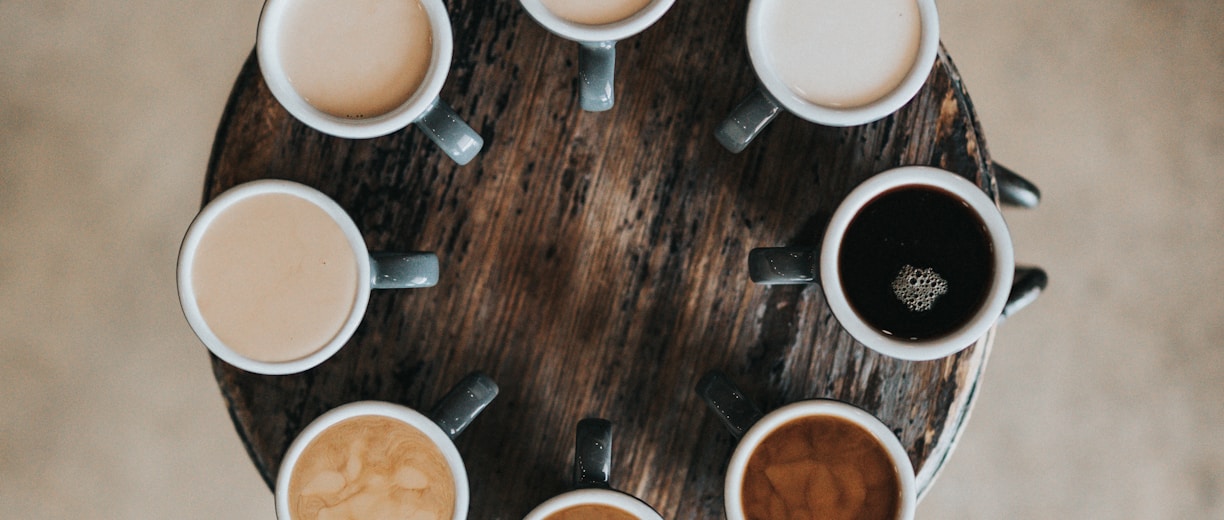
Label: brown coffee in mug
xmin=542 ymin=503 xmax=640 ymax=520
xmin=740 ymin=415 xmax=901 ymax=520
xmin=287 ymin=415 xmax=457 ymax=519
xmin=837 ymin=185 xmax=995 ymax=341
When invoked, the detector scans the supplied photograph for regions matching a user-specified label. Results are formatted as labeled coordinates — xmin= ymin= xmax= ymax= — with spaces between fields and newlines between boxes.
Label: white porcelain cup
xmin=257 ymin=0 xmax=483 ymax=164
xmin=748 ymin=166 xmax=1014 ymax=361
xmin=697 ymin=371 xmax=916 ymax=520
xmin=717 ymin=0 xmax=940 ymax=152
xmin=177 ymin=179 xmax=439 ymax=375
xmin=523 ymin=418 xmax=664 ymax=520
xmin=276 ymin=373 xmax=498 ymax=520
xmin=518 ymin=0 xmax=675 ymax=111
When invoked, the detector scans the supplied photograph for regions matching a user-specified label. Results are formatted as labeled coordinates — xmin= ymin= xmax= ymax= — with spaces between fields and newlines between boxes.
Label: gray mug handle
xmin=999 ymin=266 xmax=1048 ymax=323
xmin=716 ymin=88 xmax=783 ymax=153
xmin=696 ymin=371 xmax=764 ymax=440
xmin=428 ymin=372 xmax=499 ymax=440
xmin=371 ymin=252 xmax=439 ymax=289
xmin=994 ymin=163 xmax=1041 ymax=209
xmin=574 ymin=418 xmax=613 ymax=489
xmin=414 ymin=98 xmax=484 ymax=165
xmin=579 ymin=41 xmax=616 ymax=112
xmin=747 ymin=247 xmax=818 ymax=285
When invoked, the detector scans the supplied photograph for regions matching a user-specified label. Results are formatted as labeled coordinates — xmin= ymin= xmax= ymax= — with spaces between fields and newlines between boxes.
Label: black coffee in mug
xmin=837 ymin=185 xmax=994 ymax=341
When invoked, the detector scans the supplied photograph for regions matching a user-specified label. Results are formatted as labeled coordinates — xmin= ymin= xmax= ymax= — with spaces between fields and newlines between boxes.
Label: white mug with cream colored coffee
xmin=275 ymin=373 xmax=498 ymax=520
xmin=257 ymin=0 xmax=484 ymax=164
xmin=177 ymin=179 xmax=439 ymax=375
xmin=716 ymin=0 xmax=940 ymax=152
xmin=519 ymin=0 xmax=675 ymax=111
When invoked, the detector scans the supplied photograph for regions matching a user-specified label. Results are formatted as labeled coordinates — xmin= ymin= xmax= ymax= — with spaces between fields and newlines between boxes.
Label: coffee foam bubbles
xmin=891 ymin=264 xmax=948 ymax=312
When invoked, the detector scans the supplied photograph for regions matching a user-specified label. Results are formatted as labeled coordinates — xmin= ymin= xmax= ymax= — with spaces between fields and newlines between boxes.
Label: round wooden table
xmin=204 ymin=1 xmax=1006 ymax=517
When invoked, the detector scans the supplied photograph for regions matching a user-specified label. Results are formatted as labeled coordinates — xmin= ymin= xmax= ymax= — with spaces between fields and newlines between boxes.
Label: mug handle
xmin=579 ymin=41 xmax=616 ymax=112
xmin=747 ymin=247 xmax=818 ymax=285
xmin=414 ymin=98 xmax=485 ymax=165
xmin=715 ymin=88 xmax=783 ymax=154
xmin=999 ymin=265 xmax=1048 ymax=323
xmin=993 ymin=163 xmax=1041 ymax=209
xmin=574 ymin=418 xmax=613 ymax=489
xmin=696 ymin=371 xmax=764 ymax=440
xmin=428 ymin=372 xmax=499 ymax=440
xmin=371 ymin=252 xmax=439 ymax=289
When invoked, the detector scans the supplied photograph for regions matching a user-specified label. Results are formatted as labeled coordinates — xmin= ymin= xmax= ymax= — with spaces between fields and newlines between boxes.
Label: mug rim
xmin=256 ymin=0 xmax=454 ymax=139
xmin=819 ymin=166 xmax=1015 ymax=360
xmin=523 ymin=487 xmax=664 ymax=520
xmin=518 ymin=0 xmax=675 ymax=43
xmin=176 ymin=179 xmax=372 ymax=375
xmin=724 ymin=400 xmax=916 ymax=520
xmin=274 ymin=401 xmax=471 ymax=520
xmin=745 ymin=0 xmax=940 ymax=127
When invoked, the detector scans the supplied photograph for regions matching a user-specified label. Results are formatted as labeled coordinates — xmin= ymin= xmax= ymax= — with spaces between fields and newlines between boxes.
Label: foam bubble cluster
xmin=891 ymin=265 xmax=948 ymax=312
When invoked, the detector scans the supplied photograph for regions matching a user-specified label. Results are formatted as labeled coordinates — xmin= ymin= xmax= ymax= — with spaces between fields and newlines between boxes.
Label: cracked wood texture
xmin=204 ymin=1 xmax=1003 ymax=517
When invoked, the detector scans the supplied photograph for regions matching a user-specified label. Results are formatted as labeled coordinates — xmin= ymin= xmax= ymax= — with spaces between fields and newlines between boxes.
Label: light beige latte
xmin=280 ymin=0 xmax=434 ymax=118
xmin=191 ymin=192 xmax=359 ymax=364
xmin=540 ymin=0 xmax=653 ymax=25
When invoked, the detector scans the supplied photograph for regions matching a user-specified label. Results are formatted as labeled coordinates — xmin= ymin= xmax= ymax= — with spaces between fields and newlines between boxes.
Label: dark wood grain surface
xmin=203 ymin=1 xmax=1002 ymax=517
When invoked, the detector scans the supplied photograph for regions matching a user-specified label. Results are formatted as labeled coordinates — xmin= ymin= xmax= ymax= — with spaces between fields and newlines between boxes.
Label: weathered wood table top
xmin=204 ymin=1 xmax=1004 ymax=517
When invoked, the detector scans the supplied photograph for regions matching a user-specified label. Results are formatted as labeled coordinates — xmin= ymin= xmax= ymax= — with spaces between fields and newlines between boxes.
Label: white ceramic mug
xmin=717 ymin=0 xmax=940 ymax=152
xmin=257 ymin=0 xmax=483 ymax=164
xmin=748 ymin=166 xmax=1015 ymax=361
xmin=697 ymin=371 xmax=916 ymax=520
xmin=523 ymin=418 xmax=664 ymax=520
xmin=276 ymin=373 xmax=498 ymax=520
xmin=177 ymin=179 xmax=439 ymax=375
xmin=518 ymin=0 xmax=675 ymax=111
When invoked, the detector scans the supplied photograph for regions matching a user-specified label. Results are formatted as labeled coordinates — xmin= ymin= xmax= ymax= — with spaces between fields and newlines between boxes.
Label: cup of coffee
xmin=523 ymin=418 xmax=664 ymax=520
xmin=697 ymin=371 xmax=916 ymax=520
xmin=275 ymin=372 xmax=498 ymax=520
xmin=257 ymin=0 xmax=484 ymax=164
xmin=716 ymin=0 xmax=940 ymax=152
xmin=518 ymin=0 xmax=675 ymax=111
xmin=748 ymin=166 xmax=1015 ymax=361
xmin=177 ymin=179 xmax=439 ymax=375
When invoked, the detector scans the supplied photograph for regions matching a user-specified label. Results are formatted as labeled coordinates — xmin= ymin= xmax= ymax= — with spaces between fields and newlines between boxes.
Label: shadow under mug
xmin=523 ymin=418 xmax=664 ymax=520
xmin=716 ymin=0 xmax=940 ymax=152
xmin=518 ymin=0 xmax=675 ymax=112
xmin=748 ymin=166 xmax=1013 ymax=361
xmin=697 ymin=371 xmax=916 ymax=520
xmin=177 ymin=179 xmax=439 ymax=375
xmin=257 ymin=0 xmax=483 ymax=164
xmin=275 ymin=372 xmax=499 ymax=520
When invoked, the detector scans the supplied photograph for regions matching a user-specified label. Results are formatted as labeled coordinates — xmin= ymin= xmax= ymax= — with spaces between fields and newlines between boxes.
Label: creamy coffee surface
xmin=280 ymin=0 xmax=433 ymax=118
xmin=740 ymin=415 xmax=900 ymax=520
xmin=289 ymin=415 xmax=456 ymax=520
xmin=191 ymin=192 xmax=359 ymax=363
xmin=760 ymin=0 xmax=921 ymax=108
xmin=540 ymin=0 xmax=653 ymax=25
xmin=544 ymin=503 xmax=640 ymax=520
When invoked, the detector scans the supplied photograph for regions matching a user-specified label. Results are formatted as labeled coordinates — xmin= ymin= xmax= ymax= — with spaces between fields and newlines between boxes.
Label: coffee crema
xmin=191 ymin=192 xmax=359 ymax=363
xmin=544 ymin=503 xmax=639 ymax=520
xmin=837 ymin=186 xmax=994 ymax=341
xmin=540 ymin=0 xmax=653 ymax=25
xmin=280 ymin=0 xmax=433 ymax=119
xmin=759 ymin=0 xmax=921 ymax=108
xmin=289 ymin=415 xmax=456 ymax=520
xmin=741 ymin=415 xmax=900 ymax=520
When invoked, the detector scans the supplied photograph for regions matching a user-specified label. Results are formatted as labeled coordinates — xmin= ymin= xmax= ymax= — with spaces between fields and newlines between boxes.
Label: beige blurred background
xmin=2 ymin=0 xmax=1221 ymax=518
